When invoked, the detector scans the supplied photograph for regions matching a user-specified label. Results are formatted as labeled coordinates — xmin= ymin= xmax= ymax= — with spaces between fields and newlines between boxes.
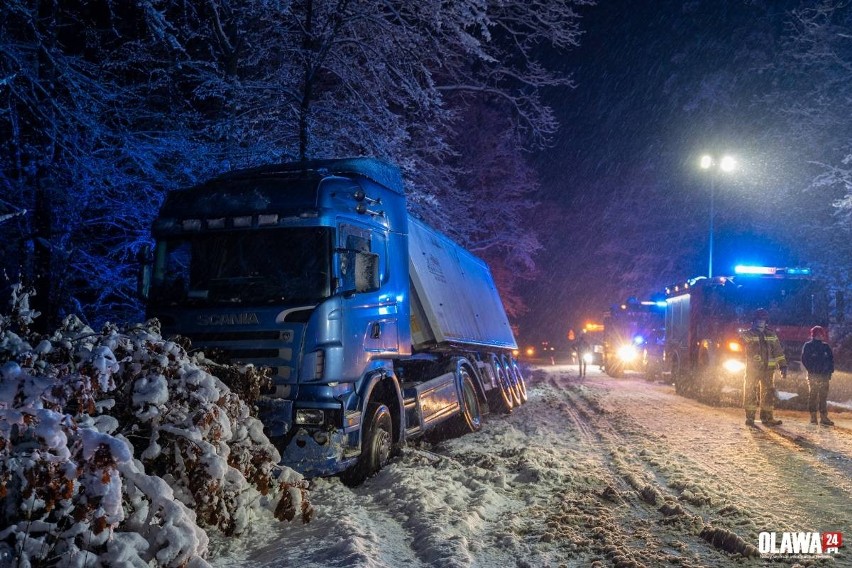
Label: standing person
xmin=801 ymin=326 xmax=835 ymax=426
xmin=575 ymin=332 xmax=591 ymax=379
xmin=741 ymin=308 xmax=788 ymax=427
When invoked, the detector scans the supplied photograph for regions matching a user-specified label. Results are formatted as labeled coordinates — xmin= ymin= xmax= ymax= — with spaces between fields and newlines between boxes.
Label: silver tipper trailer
xmin=408 ymin=217 xmax=516 ymax=350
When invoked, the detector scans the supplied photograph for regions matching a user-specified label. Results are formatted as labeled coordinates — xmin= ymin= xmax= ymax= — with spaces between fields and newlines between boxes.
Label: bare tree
xmin=758 ymin=1 xmax=852 ymax=286
xmin=2 ymin=0 xmax=589 ymax=324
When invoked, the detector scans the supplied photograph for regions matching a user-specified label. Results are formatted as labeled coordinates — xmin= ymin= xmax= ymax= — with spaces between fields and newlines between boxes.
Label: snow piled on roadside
xmin=0 ymin=284 xmax=310 ymax=567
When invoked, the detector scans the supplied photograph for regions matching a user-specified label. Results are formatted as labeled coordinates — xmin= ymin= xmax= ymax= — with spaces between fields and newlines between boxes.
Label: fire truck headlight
xmin=617 ymin=345 xmax=639 ymax=362
xmin=723 ymin=359 xmax=745 ymax=373
xmin=728 ymin=341 xmax=742 ymax=352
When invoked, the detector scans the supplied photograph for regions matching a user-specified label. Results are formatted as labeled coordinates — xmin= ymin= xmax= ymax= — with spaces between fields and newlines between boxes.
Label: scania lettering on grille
xmin=197 ymin=313 xmax=260 ymax=326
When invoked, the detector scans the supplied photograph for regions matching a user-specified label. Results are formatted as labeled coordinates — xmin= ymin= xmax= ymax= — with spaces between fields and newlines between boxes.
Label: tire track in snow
xmin=568 ymin=374 xmax=852 ymax=557
xmin=540 ymin=375 xmax=744 ymax=566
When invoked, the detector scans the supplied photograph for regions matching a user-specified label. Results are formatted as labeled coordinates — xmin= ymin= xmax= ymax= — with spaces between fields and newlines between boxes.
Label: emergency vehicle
xmin=602 ymin=299 xmax=665 ymax=379
xmin=144 ymin=158 xmax=524 ymax=482
xmin=663 ymin=265 xmax=829 ymax=401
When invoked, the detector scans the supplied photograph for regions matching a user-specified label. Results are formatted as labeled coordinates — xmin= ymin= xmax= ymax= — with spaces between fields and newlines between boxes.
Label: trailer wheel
xmin=510 ymin=359 xmax=528 ymax=403
xmin=501 ymin=354 xmax=523 ymax=406
xmin=490 ymin=357 xmax=514 ymax=413
xmin=344 ymin=403 xmax=392 ymax=486
xmin=458 ymin=368 xmax=483 ymax=433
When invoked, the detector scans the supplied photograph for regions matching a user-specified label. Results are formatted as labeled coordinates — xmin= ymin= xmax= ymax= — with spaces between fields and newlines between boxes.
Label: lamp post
xmin=699 ymin=154 xmax=736 ymax=278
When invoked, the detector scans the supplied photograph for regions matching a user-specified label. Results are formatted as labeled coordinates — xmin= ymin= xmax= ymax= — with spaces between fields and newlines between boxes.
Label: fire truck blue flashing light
xmin=734 ymin=265 xmax=776 ymax=275
xmin=734 ymin=265 xmax=812 ymax=276
xmin=786 ymin=267 xmax=812 ymax=275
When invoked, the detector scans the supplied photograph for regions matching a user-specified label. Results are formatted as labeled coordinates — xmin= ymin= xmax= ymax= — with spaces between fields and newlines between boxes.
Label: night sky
xmin=519 ymin=0 xmax=812 ymax=348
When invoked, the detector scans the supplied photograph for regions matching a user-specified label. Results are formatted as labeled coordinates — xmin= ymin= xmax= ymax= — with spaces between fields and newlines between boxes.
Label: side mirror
xmin=354 ymin=251 xmax=380 ymax=293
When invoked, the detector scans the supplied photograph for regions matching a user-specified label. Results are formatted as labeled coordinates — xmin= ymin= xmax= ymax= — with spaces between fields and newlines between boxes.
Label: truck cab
xmin=145 ymin=158 xmax=523 ymax=483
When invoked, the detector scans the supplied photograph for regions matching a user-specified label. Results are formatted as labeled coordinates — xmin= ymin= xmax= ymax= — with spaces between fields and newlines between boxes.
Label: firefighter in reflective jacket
xmin=741 ymin=308 xmax=788 ymax=427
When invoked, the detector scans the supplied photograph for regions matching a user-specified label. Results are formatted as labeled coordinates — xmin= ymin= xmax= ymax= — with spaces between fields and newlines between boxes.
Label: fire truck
xmin=663 ymin=265 xmax=829 ymax=401
xmin=602 ymin=299 xmax=665 ymax=379
xmin=579 ymin=322 xmax=605 ymax=367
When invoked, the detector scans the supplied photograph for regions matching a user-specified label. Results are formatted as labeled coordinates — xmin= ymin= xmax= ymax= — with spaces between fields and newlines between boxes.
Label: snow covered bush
xmin=0 ymin=284 xmax=311 ymax=566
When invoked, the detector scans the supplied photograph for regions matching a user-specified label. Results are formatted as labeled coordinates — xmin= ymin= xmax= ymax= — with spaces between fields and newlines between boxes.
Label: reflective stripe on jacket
xmin=741 ymin=327 xmax=787 ymax=372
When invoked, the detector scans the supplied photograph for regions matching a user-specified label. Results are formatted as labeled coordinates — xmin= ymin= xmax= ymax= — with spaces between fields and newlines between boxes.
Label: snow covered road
xmin=213 ymin=365 xmax=851 ymax=567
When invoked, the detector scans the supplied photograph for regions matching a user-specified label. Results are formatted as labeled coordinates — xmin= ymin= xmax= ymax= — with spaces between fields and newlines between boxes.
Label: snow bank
xmin=0 ymin=285 xmax=311 ymax=566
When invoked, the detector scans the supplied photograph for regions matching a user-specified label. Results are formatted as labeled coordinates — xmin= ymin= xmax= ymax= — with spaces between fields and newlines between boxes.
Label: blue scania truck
xmin=144 ymin=158 xmax=525 ymax=483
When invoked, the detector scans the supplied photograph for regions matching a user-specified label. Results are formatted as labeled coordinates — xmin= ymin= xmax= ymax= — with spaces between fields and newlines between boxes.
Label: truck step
xmin=405 ymin=425 xmax=423 ymax=438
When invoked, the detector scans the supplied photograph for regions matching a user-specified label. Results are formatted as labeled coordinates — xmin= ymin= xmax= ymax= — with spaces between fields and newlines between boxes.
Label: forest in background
xmin=0 ymin=0 xmax=590 ymax=330
xmin=1 ymin=0 xmax=851 ymax=343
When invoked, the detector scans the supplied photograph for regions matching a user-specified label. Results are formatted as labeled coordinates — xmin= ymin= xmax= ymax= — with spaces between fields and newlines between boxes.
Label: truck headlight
xmin=295 ymin=409 xmax=325 ymax=426
xmin=722 ymin=359 xmax=745 ymax=373
xmin=583 ymin=353 xmax=593 ymax=363
xmin=617 ymin=345 xmax=638 ymax=362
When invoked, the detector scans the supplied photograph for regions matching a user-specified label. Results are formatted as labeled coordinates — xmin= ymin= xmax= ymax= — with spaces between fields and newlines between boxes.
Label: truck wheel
xmin=490 ymin=359 xmax=514 ymax=413
xmin=344 ymin=403 xmax=392 ymax=486
xmin=458 ymin=368 xmax=483 ymax=433
xmin=696 ymin=361 xmax=721 ymax=405
xmin=511 ymin=359 xmax=528 ymax=403
xmin=672 ymin=356 xmax=690 ymax=396
xmin=502 ymin=354 xmax=523 ymax=406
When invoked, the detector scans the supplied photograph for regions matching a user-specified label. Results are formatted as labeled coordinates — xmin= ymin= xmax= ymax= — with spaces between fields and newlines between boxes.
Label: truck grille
xmin=221 ymin=348 xmax=281 ymax=359
xmin=188 ymin=331 xmax=283 ymax=342
xmin=182 ymin=329 xmax=298 ymax=381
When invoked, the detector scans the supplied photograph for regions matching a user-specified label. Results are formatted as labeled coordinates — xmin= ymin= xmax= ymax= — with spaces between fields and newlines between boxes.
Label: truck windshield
xmin=150 ymin=228 xmax=332 ymax=306
xmin=735 ymin=278 xmax=829 ymax=326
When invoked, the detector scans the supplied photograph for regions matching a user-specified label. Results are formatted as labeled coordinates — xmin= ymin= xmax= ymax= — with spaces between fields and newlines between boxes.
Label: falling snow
xmin=210 ymin=365 xmax=851 ymax=567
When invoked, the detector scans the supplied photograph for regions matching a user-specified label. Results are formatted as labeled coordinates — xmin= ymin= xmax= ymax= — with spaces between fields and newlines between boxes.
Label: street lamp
xmin=699 ymin=154 xmax=736 ymax=278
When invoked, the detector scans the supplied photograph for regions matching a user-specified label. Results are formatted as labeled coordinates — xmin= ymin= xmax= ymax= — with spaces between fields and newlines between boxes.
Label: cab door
xmin=338 ymin=223 xmax=400 ymax=370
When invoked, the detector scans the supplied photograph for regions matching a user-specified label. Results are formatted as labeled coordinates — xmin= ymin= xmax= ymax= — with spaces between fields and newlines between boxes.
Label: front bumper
xmin=283 ymin=429 xmax=358 ymax=478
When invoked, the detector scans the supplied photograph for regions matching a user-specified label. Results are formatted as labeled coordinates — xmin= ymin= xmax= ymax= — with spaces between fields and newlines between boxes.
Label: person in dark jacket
xmin=801 ymin=326 xmax=835 ymax=426
xmin=575 ymin=333 xmax=591 ymax=378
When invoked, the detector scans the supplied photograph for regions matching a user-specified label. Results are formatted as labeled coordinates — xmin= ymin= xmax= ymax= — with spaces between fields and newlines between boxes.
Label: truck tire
xmin=489 ymin=357 xmax=514 ymax=413
xmin=344 ymin=403 xmax=392 ymax=486
xmin=671 ymin=355 xmax=690 ymax=396
xmin=696 ymin=356 xmax=721 ymax=405
xmin=458 ymin=368 xmax=483 ymax=433
xmin=501 ymin=354 xmax=523 ymax=407
xmin=511 ymin=359 xmax=528 ymax=403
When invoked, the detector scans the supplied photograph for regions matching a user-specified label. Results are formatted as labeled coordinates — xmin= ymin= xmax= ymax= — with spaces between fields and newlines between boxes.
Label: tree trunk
xmin=298 ymin=0 xmax=314 ymax=162
xmin=30 ymin=0 xmax=59 ymax=331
